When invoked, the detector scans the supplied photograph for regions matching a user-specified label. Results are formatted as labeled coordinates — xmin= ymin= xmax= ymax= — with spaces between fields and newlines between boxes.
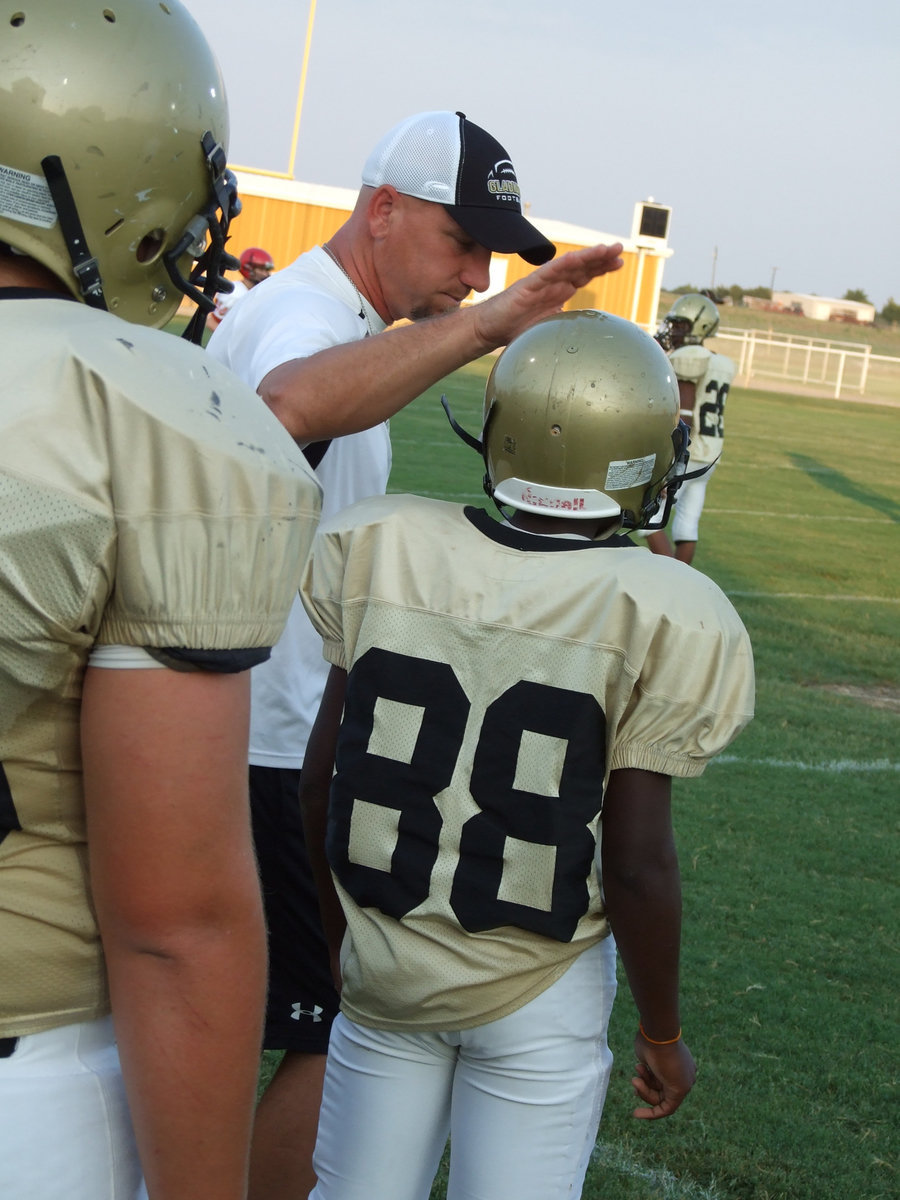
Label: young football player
xmin=298 ymin=309 xmax=755 ymax=1200
xmin=647 ymin=292 xmax=737 ymax=562
xmin=206 ymin=108 xmax=623 ymax=1200
xmin=0 ymin=3 xmax=321 ymax=1198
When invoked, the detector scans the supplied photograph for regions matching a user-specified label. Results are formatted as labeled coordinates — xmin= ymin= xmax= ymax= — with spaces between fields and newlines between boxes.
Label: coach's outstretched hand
xmin=260 ymin=242 xmax=624 ymax=443
xmin=631 ymin=1032 xmax=697 ymax=1120
xmin=472 ymin=242 xmax=624 ymax=353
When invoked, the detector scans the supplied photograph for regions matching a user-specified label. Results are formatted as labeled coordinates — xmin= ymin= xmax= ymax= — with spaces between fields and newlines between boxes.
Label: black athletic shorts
xmin=249 ymin=764 xmax=340 ymax=1054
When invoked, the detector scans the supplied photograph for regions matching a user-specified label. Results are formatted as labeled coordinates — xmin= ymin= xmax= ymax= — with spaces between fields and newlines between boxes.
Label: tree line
xmin=670 ymin=284 xmax=900 ymax=326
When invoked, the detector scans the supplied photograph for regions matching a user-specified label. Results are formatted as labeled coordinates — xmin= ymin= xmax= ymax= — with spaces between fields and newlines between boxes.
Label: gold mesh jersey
xmin=301 ymin=495 xmax=755 ymax=1032
xmin=0 ymin=294 xmax=322 ymax=1037
xmin=670 ymin=343 xmax=736 ymax=465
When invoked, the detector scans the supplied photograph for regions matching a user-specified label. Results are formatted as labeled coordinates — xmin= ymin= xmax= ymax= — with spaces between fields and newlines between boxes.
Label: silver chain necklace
xmin=322 ymin=241 xmax=378 ymax=337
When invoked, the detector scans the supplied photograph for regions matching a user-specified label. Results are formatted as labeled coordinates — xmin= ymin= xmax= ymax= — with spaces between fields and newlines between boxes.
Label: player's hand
xmin=472 ymin=242 xmax=624 ymax=351
xmin=630 ymin=1031 xmax=697 ymax=1119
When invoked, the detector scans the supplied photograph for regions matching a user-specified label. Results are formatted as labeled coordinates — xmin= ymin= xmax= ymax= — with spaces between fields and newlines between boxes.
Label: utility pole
xmin=287 ymin=0 xmax=318 ymax=178
xmin=770 ymin=266 xmax=778 ymax=294
xmin=711 ymin=246 xmax=718 ymax=289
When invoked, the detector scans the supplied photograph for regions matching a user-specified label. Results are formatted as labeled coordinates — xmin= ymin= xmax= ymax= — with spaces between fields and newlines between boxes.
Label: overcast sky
xmin=184 ymin=0 xmax=897 ymax=308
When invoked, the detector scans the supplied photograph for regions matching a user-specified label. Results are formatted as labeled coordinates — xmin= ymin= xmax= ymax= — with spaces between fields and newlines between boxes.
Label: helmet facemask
xmin=162 ymin=134 xmax=242 ymax=344
xmin=657 ymin=293 xmax=720 ymax=349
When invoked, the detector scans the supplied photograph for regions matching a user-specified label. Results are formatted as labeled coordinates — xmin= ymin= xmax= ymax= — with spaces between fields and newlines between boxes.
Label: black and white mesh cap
xmin=361 ymin=111 xmax=556 ymax=266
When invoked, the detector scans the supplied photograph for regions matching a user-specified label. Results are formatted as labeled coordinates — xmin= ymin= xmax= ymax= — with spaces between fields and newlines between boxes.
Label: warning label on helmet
xmin=0 ymin=164 xmax=57 ymax=229
xmin=605 ymin=453 xmax=656 ymax=490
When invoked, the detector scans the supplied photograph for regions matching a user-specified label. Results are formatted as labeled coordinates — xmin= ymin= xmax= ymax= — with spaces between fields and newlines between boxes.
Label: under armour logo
xmin=291 ymin=1003 xmax=324 ymax=1022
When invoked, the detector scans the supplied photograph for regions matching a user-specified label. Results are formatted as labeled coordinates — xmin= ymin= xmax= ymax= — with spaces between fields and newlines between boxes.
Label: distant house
xmin=771 ymin=292 xmax=876 ymax=325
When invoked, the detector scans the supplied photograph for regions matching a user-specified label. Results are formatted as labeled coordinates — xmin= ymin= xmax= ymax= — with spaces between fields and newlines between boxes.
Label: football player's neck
xmin=0 ymin=251 xmax=65 ymax=292
xmin=508 ymin=511 xmax=617 ymax=540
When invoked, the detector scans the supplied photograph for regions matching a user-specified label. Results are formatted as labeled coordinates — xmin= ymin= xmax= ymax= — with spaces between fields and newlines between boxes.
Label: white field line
xmin=592 ymin=1141 xmax=724 ymax=1199
xmin=706 ymin=508 xmax=894 ymax=523
xmin=725 ymin=590 xmax=898 ymax=603
xmin=728 ymin=463 xmax=887 ymax=473
xmin=712 ymin=755 xmax=899 ymax=773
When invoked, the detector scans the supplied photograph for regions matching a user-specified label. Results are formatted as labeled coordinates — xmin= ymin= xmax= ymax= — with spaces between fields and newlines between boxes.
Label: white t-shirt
xmin=207 ymin=246 xmax=391 ymax=767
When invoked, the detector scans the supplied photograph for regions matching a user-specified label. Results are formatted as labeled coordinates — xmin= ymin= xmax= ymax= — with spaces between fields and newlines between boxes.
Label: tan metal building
xmin=219 ymin=171 xmax=673 ymax=332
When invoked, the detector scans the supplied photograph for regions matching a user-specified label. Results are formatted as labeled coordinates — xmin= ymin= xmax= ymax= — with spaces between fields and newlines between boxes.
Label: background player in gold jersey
xmin=299 ymin=310 xmax=755 ymax=1200
xmin=0 ymin=4 xmax=322 ymax=1198
xmin=647 ymin=292 xmax=737 ymax=562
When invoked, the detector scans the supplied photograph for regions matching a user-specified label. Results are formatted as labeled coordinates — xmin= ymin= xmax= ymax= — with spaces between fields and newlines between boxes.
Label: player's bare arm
xmin=82 ymin=667 xmax=267 ymax=1200
xmin=259 ymin=243 xmax=624 ymax=443
xmin=299 ymin=665 xmax=350 ymax=989
xmin=600 ymin=767 xmax=697 ymax=1120
xmin=678 ymin=378 xmax=697 ymax=422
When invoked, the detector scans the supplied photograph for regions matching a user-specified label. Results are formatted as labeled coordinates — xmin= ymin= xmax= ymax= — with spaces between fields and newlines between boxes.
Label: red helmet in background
xmin=239 ymin=247 xmax=274 ymax=279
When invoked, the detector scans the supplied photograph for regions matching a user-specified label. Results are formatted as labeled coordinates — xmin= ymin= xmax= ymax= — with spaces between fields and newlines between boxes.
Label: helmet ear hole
xmin=136 ymin=230 xmax=165 ymax=264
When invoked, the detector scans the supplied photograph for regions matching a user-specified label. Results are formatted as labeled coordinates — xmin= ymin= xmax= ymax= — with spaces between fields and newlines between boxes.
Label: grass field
xmin=375 ymin=359 xmax=899 ymax=1200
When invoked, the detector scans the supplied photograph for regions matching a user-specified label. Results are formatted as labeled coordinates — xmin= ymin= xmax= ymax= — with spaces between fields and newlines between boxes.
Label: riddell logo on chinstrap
xmin=521 ymin=486 xmax=586 ymax=512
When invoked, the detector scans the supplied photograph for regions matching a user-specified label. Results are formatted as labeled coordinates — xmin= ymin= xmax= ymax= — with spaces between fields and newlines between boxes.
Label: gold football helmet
xmin=0 ymin=0 xmax=238 ymax=338
xmin=657 ymin=292 xmax=720 ymax=350
xmin=444 ymin=310 xmax=689 ymax=532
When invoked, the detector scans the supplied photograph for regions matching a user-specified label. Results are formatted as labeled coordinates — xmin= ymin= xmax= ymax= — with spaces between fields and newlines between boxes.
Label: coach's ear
xmin=366 ymin=185 xmax=400 ymax=239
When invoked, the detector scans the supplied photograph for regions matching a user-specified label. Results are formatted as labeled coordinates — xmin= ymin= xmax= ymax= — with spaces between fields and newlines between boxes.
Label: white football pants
xmin=0 ymin=1015 xmax=147 ymax=1200
xmin=309 ymin=936 xmax=617 ymax=1200
xmin=671 ymin=461 xmax=718 ymax=544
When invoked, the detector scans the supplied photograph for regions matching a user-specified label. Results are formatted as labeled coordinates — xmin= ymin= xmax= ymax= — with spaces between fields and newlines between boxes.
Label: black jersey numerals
xmin=328 ymin=649 xmax=607 ymax=943
xmin=0 ymin=763 xmax=22 ymax=848
xmin=698 ymin=378 xmax=730 ymax=438
xmin=329 ymin=649 xmax=469 ymax=920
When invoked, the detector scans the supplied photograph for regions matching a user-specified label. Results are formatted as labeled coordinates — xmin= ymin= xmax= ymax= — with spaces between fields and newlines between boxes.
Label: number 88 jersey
xmin=301 ymin=494 xmax=754 ymax=1033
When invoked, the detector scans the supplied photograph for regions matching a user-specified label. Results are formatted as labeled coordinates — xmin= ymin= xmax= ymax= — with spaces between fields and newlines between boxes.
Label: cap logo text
xmin=487 ymin=158 xmax=521 ymax=204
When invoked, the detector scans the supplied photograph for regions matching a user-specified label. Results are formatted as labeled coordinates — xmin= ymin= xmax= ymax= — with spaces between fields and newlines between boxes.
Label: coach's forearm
xmin=260 ymin=241 xmax=626 ymax=442
xmin=260 ymin=305 xmax=488 ymax=442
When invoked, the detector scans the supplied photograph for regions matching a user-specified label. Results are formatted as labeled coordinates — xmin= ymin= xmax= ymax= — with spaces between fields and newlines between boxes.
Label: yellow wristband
xmin=639 ymin=1023 xmax=682 ymax=1046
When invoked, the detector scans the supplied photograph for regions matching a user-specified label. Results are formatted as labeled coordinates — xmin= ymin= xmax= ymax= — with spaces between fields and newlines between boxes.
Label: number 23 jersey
xmin=671 ymin=343 xmax=736 ymax=465
xmin=301 ymin=495 xmax=754 ymax=1032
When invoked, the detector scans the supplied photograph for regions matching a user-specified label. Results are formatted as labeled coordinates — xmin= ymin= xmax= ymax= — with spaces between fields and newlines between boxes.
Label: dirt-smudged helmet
xmin=479 ymin=310 xmax=686 ymax=531
xmin=0 ymin=0 xmax=239 ymax=336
